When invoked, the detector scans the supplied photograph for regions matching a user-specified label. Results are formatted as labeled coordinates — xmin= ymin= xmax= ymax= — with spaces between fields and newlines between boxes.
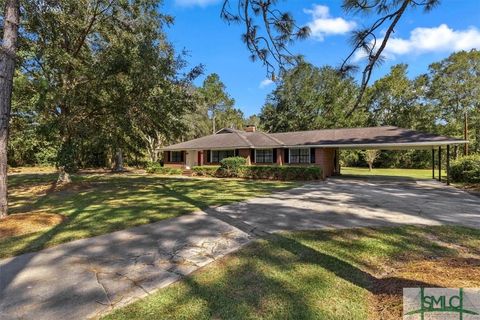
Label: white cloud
xmin=304 ymin=4 xmax=356 ymax=41
xmin=259 ymin=79 xmax=274 ymax=89
xmin=175 ymin=0 xmax=220 ymax=7
xmin=354 ymin=24 xmax=480 ymax=61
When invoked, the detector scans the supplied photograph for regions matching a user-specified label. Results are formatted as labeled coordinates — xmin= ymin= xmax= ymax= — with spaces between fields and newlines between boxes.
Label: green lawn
xmin=341 ymin=167 xmax=446 ymax=180
xmin=2 ymin=173 xmax=297 ymax=259
xmin=103 ymin=226 xmax=480 ymax=320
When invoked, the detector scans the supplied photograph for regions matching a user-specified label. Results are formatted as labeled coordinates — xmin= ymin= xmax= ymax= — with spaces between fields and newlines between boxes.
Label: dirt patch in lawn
xmin=8 ymin=166 xmax=56 ymax=174
xmin=13 ymin=180 xmax=93 ymax=196
xmin=12 ymin=183 xmax=55 ymax=196
xmin=0 ymin=212 xmax=67 ymax=239
xmin=369 ymin=257 xmax=480 ymax=319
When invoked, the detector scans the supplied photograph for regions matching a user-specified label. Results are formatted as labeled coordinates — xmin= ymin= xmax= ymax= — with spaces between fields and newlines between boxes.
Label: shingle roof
xmin=162 ymin=126 xmax=467 ymax=151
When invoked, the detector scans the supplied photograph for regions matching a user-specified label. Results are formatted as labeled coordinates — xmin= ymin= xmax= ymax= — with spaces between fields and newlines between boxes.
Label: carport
xmin=320 ymin=127 xmax=469 ymax=185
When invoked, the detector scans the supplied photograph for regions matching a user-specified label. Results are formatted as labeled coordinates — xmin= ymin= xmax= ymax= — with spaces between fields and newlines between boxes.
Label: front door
xmin=185 ymin=150 xmax=197 ymax=169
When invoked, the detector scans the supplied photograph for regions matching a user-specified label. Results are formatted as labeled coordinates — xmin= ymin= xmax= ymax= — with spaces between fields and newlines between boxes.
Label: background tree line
xmin=258 ymin=50 xmax=480 ymax=168
xmin=6 ymin=0 xmax=248 ymax=172
xmin=9 ymin=48 xmax=480 ymax=170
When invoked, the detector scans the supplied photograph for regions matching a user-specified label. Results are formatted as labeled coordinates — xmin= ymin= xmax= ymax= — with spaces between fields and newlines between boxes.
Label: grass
xmin=2 ymin=171 xmax=297 ymax=259
xmin=342 ymin=167 xmax=480 ymax=193
xmin=341 ymin=167 xmax=446 ymax=180
xmin=103 ymin=226 xmax=480 ymax=320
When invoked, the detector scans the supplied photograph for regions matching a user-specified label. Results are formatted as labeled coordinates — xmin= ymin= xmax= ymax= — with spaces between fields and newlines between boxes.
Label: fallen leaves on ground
xmin=369 ymin=256 xmax=480 ymax=319
xmin=0 ymin=212 xmax=67 ymax=239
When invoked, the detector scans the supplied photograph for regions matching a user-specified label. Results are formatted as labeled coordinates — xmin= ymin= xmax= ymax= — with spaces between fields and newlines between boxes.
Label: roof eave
xmin=161 ymin=140 xmax=468 ymax=151
xmin=289 ymin=140 xmax=468 ymax=150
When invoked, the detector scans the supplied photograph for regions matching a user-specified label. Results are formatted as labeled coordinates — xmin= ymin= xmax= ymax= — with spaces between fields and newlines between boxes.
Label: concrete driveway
xmin=1 ymin=177 xmax=479 ymax=320
xmin=209 ymin=176 xmax=480 ymax=233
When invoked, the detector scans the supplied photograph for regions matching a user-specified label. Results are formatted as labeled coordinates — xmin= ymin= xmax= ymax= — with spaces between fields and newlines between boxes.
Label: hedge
xmin=219 ymin=157 xmax=246 ymax=177
xmin=192 ymin=165 xmax=220 ymax=176
xmin=450 ymin=155 xmax=480 ymax=183
xmin=146 ymin=162 xmax=183 ymax=175
xmin=241 ymin=165 xmax=322 ymax=180
xmin=191 ymin=164 xmax=322 ymax=180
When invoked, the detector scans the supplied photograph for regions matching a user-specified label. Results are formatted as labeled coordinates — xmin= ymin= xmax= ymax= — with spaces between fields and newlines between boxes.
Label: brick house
xmin=161 ymin=126 xmax=467 ymax=180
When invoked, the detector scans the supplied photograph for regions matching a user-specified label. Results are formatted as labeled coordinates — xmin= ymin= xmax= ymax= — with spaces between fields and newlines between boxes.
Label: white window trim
xmin=254 ymin=148 xmax=274 ymax=163
xmin=289 ymin=147 xmax=311 ymax=164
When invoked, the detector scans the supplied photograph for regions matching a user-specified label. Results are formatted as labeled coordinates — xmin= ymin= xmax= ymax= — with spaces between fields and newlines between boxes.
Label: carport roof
xmin=162 ymin=126 xmax=468 ymax=151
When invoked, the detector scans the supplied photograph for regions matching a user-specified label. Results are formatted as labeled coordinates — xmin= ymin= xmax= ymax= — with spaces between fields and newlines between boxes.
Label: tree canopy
xmin=259 ymin=62 xmax=366 ymax=132
xmin=10 ymin=0 xmax=201 ymax=172
xmin=259 ymin=50 xmax=480 ymax=168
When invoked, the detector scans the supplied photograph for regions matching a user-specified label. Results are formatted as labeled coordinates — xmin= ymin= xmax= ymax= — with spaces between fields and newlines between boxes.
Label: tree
xmin=216 ymin=105 xmax=244 ymax=130
xmin=363 ymin=64 xmax=437 ymax=168
xmin=259 ymin=62 xmax=366 ymax=132
xmin=427 ymin=50 xmax=480 ymax=154
xmin=341 ymin=0 xmax=440 ymax=111
xmin=365 ymin=64 xmax=435 ymax=130
xmin=221 ymin=0 xmax=440 ymax=112
xmin=0 ymin=0 xmax=20 ymax=218
xmin=19 ymin=0 xmax=137 ymax=180
xmin=364 ymin=150 xmax=379 ymax=171
xmin=244 ymin=114 xmax=260 ymax=128
xmin=14 ymin=0 xmax=199 ymax=179
xmin=199 ymin=74 xmax=234 ymax=133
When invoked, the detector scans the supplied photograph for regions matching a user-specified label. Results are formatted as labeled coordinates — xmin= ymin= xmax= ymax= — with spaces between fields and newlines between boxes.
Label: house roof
xmin=162 ymin=126 xmax=468 ymax=151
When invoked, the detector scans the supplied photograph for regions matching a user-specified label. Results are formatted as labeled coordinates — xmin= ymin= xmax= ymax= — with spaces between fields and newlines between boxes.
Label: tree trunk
xmin=368 ymin=163 xmax=373 ymax=171
xmin=113 ymin=148 xmax=124 ymax=172
xmin=464 ymin=111 xmax=469 ymax=156
xmin=57 ymin=166 xmax=72 ymax=185
xmin=146 ymin=135 xmax=158 ymax=162
xmin=0 ymin=0 xmax=20 ymax=219
xmin=212 ymin=112 xmax=216 ymax=134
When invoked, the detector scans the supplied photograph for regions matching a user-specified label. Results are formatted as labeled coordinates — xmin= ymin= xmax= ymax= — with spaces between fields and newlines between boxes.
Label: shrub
xmin=241 ymin=165 xmax=322 ymax=180
xmin=219 ymin=157 xmax=247 ymax=177
xmin=145 ymin=162 xmax=182 ymax=175
xmin=450 ymin=155 xmax=480 ymax=183
xmin=192 ymin=165 xmax=220 ymax=177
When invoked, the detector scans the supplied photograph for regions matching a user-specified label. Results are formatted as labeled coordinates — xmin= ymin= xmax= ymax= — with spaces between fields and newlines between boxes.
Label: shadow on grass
xmin=3 ymin=172 xmax=477 ymax=319
xmin=5 ymin=174 xmax=294 ymax=255
xmin=106 ymin=228 xmax=447 ymax=320
xmin=1 ymin=174 xmax=295 ymax=298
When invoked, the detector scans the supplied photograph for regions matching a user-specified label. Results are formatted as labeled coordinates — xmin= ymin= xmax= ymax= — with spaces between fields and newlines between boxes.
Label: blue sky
xmin=162 ymin=0 xmax=480 ymax=117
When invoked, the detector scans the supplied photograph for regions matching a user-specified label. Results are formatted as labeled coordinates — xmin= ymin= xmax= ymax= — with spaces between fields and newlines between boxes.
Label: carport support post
xmin=432 ymin=149 xmax=435 ymax=179
xmin=446 ymin=145 xmax=450 ymax=185
xmin=438 ymin=146 xmax=442 ymax=182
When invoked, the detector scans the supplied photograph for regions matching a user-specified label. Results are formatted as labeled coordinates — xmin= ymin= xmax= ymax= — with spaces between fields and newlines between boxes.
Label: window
xmin=289 ymin=148 xmax=310 ymax=164
xmin=211 ymin=150 xmax=235 ymax=163
xmin=255 ymin=149 xmax=273 ymax=163
xmin=171 ymin=151 xmax=183 ymax=163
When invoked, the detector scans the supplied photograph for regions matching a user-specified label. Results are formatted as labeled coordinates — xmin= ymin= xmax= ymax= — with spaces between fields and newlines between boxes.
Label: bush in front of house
xmin=145 ymin=162 xmax=183 ymax=175
xmin=242 ymin=165 xmax=322 ymax=180
xmin=450 ymin=154 xmax=480 ymax=183
xmin=219 ymin=157 xmax=247 ymax=177
xmin=191 ymin=162 xmax=322 ymax=180
xmin=192 ymin=165 xmax=220 ymax=176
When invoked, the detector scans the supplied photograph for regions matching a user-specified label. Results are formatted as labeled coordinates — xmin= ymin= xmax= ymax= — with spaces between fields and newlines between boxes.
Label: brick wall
xmin=163 ymin=148 xmax=337 ymax=179
xmin=314 ymin=148 xmax=336 ymax=179
xmin=238 ymin=149 xmax=251 ymax=165
xmin=163 ymin=151 xmax=186 ymax=168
